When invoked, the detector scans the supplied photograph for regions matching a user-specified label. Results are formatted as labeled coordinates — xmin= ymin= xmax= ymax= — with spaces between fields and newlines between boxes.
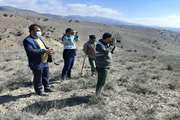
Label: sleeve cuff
xmin=41 ymin=49 xmax=46 ymax=54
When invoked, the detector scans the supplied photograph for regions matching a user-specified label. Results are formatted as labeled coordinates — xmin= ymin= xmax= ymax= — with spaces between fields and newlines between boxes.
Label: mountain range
xmin=0 ymin=6 xmax=180 ymax=33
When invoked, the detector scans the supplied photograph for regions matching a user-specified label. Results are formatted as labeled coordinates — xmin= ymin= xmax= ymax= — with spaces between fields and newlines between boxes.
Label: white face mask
xmin=36 ymin=31 xmax=42 ymax=38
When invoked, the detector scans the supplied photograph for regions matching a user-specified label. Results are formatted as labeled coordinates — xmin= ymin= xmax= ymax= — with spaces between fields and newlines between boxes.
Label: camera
xmin=110 ymin=38 xmax=117 ymax=46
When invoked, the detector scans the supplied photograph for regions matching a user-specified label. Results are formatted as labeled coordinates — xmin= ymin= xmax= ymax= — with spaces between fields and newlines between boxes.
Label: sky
xmin=0 ymin=0 xmax=180 ymax=28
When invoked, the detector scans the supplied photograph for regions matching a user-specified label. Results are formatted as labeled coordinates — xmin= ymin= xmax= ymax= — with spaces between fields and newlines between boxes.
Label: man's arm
xmin=23 ymin=40 xmax=46 ymax=55
xmin=40 ymin=38 xmax=55 ymax=55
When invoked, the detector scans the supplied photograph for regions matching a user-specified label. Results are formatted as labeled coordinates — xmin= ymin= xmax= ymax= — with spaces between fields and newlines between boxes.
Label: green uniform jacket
xmin=95 ymin=39 xmax=113 ymax=69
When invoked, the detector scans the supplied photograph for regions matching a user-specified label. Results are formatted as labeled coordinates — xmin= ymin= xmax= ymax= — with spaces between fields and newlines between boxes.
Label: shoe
xmin=67 ymin=73 xmax=71 ymax=79
xmin=44 ymin=88 xmax=54 ymax=93
xmin=67 ymin=76 xmax=71 ymax=79
xmin=96 ymin=87 xmax=103 ymax=97
xmin=36 ymin=92 xmax=48 ymax=96
xmin=61 ymin=76 xmax=67 ymax=81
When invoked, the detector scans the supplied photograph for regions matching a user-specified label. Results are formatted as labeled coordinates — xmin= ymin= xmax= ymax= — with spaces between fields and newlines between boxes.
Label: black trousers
xmin=96 ymin=68 xmax=109 ymax=95
xmin=61 ymin=49 xmax=76 ymax=78
xmin=31 ymin=66 xmax=50 ymax=93
xmin=88 ymin=57 xmax=96 ymax=74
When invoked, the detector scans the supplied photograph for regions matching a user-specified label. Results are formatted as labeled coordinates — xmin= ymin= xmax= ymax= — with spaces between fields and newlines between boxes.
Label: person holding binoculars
xmin=61 ymin=28 xmax=79 ymax=80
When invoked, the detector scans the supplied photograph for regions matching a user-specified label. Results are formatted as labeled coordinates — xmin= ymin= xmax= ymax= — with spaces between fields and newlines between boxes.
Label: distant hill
xmin=0 ymin=6 xmax=135 ymax=26
xmin=166 ymin=27 xmax=180 ymax=33
xmin=0 ymin=6 xmax=43 ymax=17
xmin=0 ymin=6 xmax=180 ymax=33
xmin=65 ymin=15 xmax=134 ymax=26
xmin=0 ymin=6 xmax=133 ymax=26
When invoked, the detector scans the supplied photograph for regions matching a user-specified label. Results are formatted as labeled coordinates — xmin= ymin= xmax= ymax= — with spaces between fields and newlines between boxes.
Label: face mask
xmin=36 ymin=31 xmax=42 ymax=38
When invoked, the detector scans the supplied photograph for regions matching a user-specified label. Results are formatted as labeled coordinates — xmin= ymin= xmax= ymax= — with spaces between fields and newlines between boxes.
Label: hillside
xmin=0 ymin=7 xmax=180 ymax=120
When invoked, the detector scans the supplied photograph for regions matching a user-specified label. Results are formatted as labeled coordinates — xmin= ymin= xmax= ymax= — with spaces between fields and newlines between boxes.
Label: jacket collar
xmin=28 ymin=35 xmax=46 ymax=49
xmin=99 ymin=39 xmax=108 ymax=46
xmin=29 ymin=35 xmax=38 ymax=39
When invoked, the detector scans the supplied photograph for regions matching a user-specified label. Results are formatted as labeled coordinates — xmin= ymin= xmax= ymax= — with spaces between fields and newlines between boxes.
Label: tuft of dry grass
xmin=74 ymin=109 xmax=106 ymax=120
xmin=164 ymin=113 xmax=180 ymax=120
xmin=0 ymin=112 xmax=34 ymax=120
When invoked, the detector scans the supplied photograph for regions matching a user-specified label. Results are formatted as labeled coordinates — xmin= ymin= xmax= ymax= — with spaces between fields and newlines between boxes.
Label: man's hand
xmin=45 ymin=48 xmax=54 ymax=55
xmin=75 ymin=31 xmax=78 ymax=36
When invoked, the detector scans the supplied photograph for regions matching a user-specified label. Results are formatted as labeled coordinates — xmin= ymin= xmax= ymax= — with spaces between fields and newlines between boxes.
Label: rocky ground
xmin=0 ymin=11 xmax=180 ymax=120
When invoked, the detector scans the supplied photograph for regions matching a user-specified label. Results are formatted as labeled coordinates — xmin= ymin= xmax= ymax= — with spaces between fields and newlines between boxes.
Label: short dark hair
xmin=89 ymin=35 xmax=96 ymax=40
xmin=65 ymin=28 xmax=73 ymax=34
xmin=29 ymin=24 xmax=42 ymax=32
xmin=103 ymin=33 xmax=112 ymax=39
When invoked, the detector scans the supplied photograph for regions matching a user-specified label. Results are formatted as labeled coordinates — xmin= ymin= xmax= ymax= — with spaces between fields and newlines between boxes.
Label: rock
xmin=167 ymin=64 xmax=173 ymax=71
xmin=9 ymin=14 xmax=13 ymax=17
xmin=16 ymin=31 xmax=24 ymax=36
xmin=3 ymin=13 xmax=8 ymax=17
xmin=75 ymin=20 xmax=80 ymax=23
xmin=117 ymin=40 xmax=121 ymax=43
xmin=43 ymin=18 xmax=49 ymax=21
xmin=68 ymin=19 xmax=73 ymax=23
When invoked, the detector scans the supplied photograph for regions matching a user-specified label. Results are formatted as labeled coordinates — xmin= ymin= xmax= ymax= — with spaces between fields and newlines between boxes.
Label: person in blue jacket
xmin=61 ymin=28 xmax=79 ymax=80
xmin=23 ymin=24 xmax=54 ymax=96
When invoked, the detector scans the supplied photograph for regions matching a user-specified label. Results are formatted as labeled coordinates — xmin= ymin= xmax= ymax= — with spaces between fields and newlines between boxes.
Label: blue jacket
xmin=23 ymin=35 xmax=49 ymax=70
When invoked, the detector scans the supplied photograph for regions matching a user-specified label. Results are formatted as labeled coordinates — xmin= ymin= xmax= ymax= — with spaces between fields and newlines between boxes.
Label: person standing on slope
xmin=83 ymin=35 xmax=97 ymax=76
xmin=23 ymin=24 xmax=54 ymax=96
xmin=61 ymin=28 xmax=79 ymax=80
xmin=95 ymin=33 xmax=116 ymax=96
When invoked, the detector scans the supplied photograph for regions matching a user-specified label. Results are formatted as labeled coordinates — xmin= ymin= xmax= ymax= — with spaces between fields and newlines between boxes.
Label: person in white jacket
xmin=61 ymin=28 xmax=79 ymax=80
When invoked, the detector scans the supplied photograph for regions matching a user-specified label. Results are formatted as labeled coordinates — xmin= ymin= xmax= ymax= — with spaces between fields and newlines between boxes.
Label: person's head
xmin=102 ymin=33 xmax=112 ymax=44
xmin=65 ymin=28 xmax=74 ymax=36
xmin=29 ymin=24 xmax=42 ymax=38
xmin=89 ymin=35 xmax=96 ymax=43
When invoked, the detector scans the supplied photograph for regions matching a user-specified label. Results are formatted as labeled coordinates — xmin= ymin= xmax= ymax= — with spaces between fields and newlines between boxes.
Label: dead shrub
xmin=3 ymin=13 xmax=8 ymax=17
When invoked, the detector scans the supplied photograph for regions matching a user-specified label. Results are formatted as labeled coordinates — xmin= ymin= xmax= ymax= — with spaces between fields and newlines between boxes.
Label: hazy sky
xmin=0 ymin=0 xmax=180 ymax=28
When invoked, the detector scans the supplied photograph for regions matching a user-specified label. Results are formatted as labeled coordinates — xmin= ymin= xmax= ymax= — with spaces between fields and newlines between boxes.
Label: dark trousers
xmin=88 ymin=57 xmax=96 ymax=74
xmin=96 ymin=68 xmax=109 ymax=95
xmin=61 ymin=49 xmax=76 ymax=78
xmin=32 ymin=66 xmax=49 ymax=93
